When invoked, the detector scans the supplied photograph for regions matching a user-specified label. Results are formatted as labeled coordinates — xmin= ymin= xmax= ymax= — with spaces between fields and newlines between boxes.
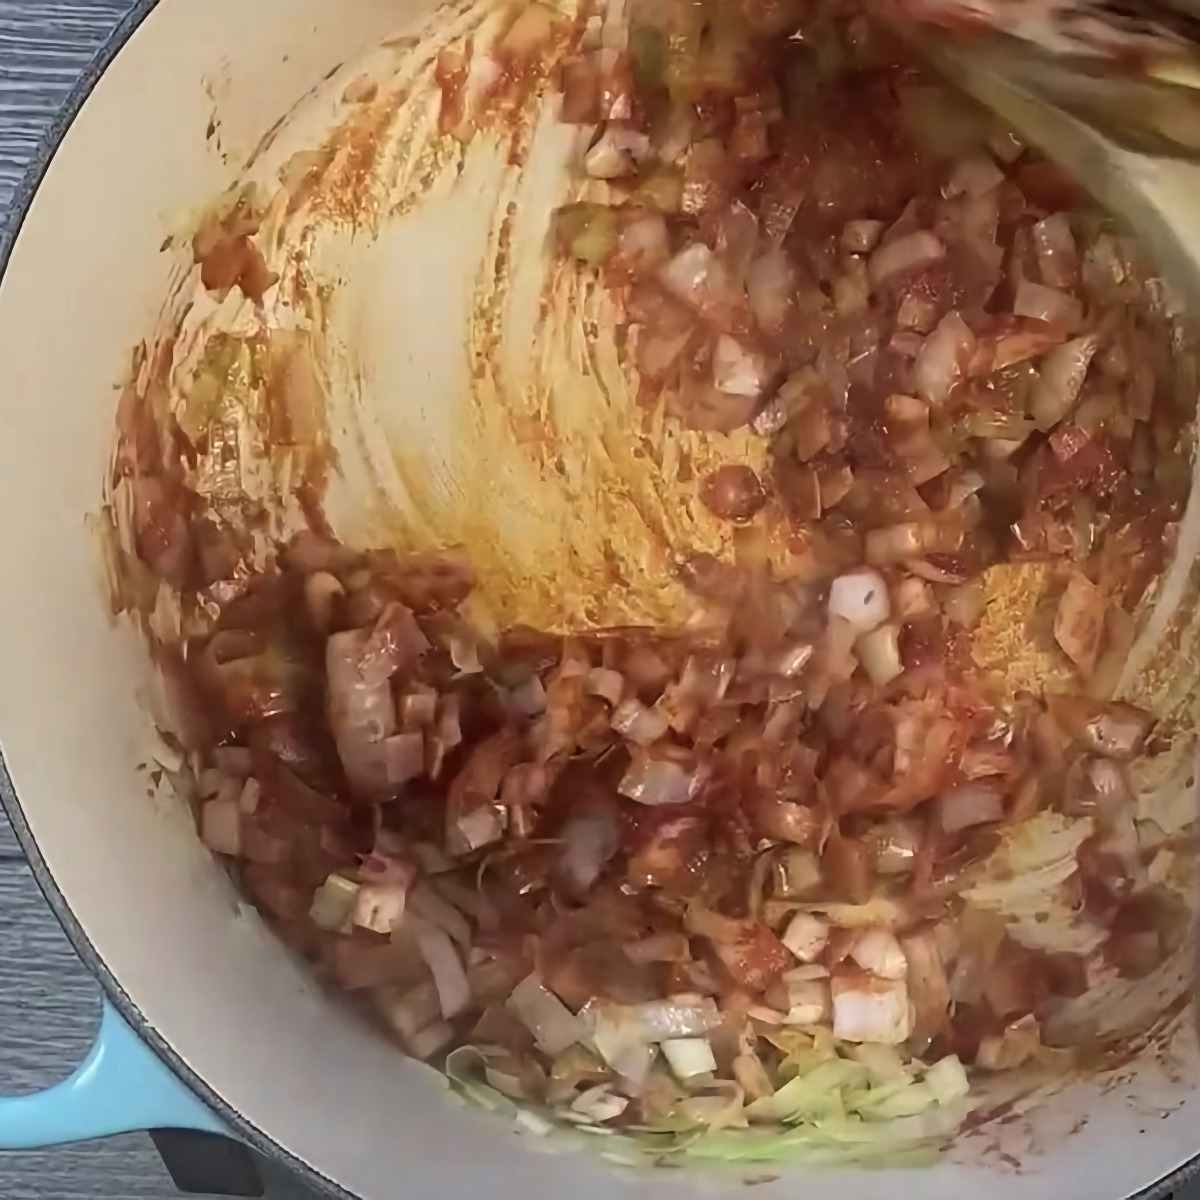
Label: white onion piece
xmin=453 ymin=804 xmax=505 ymax=853
xmin=305 ymin=571 xmax=345 ymax=632
xmin=662 ymin=1037 xmax=717 ymax=1080
xmin=611 ymin=696 xmax=670 ymax=745
xmin=624 ymin=933 xmax=691 ymax=964
xmin=833 ymin=259 xmax=870 ymax=316
xmin=784 ymin=963 xmax=830 ymax=983
xmin=619 ymin=757 xmax=697 ymax=805
xmin=746 ymin=248 xmax=795 ymax=334
xmin=784 ymin=979 xmax=831 ymax=1026
xmin=782 ymin=912 xmax=829 ymax=962
xmin=212 ymin=746 xmax=254 ymax=777
xmin=945 ymin=156 xmax=1004 ymax=199
xmin=659 ymin=243 xmax=724 ymax=309
xmin=585 ymin=129 xmax=635 ymax=179
xmin=895 ymin=577 xmax=936 ymax=620
xmin=864 ymin=523 xmax=926 ymax=564
xmin=1030 ymin=335 xmax=1099 ymax=429
xmin=560 ymin=807 xmax=619 ymax=891
xmin=842 ymin=219 xmax=884 ymax=253
xmin=850 ymin=929 xmax=908 ymax=980
xmin=713 ymin=334 xmax=768 ymax=398
xmin=571 ymin=1085 xmax=630 ymax=1122
xmin=200 ymin=797 xmax=241 ymax=857
xmin=507 ymin=973 xmax=588 ymax=1054
xmin=619 ymin=213 xmax=669 ymax=272
xmin=1013 ymin=279 xmax=1082 ymax=329
xmin=449 ymin=634 xmax=483 ymax=675
xmin=828 ymin=569 xmax=890 ymax=632
xmin=237 ymin=777 xmax=261 ymax=816
xmin=897 ymin=292 xmax=939 ymax=333
xmin=309 ymin=873 xmax=359 ymax=932
xmin=890 ymin=331 xmax=925 ymax=358
xmin=855 ymin=624 xmax=904 ymax=686
xmin=780 ymin=849 xmax=823 ymax=898
xmin=584 ymin=666 xmax=625 ymax=706
xmin=875 ymin=819 xmax=922 ymax=875
xmin=601 ymin=997 xmax=722 ymax=1041
xmin=353 ymin=881 xmax=409 ymax=934
xmin=408 ymin=882 xmax=472 ymax=951
xmin=868 ymin=231 xmax=945 ymax=291
xmin=831 ymin=974 xmax=911 ymax=1044
xmin=913 ymin=311 xmax=975 ymax=405
xmin=413 ymin=918 xmax=471 ymax=1019
xmin=1032 ymin=213 xmax=1079 ymax=288
xmin=938 ymin=781 xmax=1005 ymax=833
xmin=383 ymin=731 xmax=426 ymax=786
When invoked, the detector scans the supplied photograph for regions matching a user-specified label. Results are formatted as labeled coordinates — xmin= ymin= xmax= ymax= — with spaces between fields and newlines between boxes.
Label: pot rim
xmin=0 ymin=4 xmax=1195 ymax=1198
xmin=0 ymin=5 xmax=344 ymax=1194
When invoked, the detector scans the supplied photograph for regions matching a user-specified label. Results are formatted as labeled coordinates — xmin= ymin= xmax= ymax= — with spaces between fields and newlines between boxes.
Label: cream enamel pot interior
xmin=3 ymin=1 xmax=1200 ymax=1197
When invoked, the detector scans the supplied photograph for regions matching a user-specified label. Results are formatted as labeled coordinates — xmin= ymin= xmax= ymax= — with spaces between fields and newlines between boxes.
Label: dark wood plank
xmin=0 ymin=0 xmax=133 ymax=215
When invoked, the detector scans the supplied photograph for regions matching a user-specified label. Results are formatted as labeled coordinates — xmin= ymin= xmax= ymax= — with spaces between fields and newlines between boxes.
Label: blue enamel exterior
xmin=0 ymin=1000 xmax=224 ymax=1148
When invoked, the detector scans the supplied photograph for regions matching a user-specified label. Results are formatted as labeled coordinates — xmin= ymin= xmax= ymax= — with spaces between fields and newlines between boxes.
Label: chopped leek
xmin=308 ymin=873 xmax=359 ymax=932
xmin=506 ymin=974 xmax=588 ymax=1055
xmin=662 ymin=1037 xmax=717 ymax=1081
xmin=923 ymin=1055 xmax=971 ymax=1105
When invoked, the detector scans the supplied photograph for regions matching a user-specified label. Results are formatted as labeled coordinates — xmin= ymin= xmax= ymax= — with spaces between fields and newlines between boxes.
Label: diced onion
xmin=662 ymin=1037 xmax=717 ymax=1080
xmin=1013 ymin=279 xmax=1082 ymax=329
xmin=414 ymin=918 xmax=472 ymax=1019
xmin=828 ymin=569 xmax=890 ymax=632
xmin=1030 ymin=336 xmax=1100 ymax=430
xmin=924 ymin=1055 xmax=970 ymax=1103
xmin=560 ymin=808 xmax=619 ymax=891
xmin=842 ymin=219 xmax=884 ymax=253
xmin=309 ymin=873 xmax=359 ymax=932
xmin=945 ymin=156 xmax=1003 ymax=200
xmin=354 ymin=883 xmax=409 ymax=934
xmin=1032 ymin=214 xmax=1079 ymax=289
xmin=619 ymin=756 xmax=697 ymax=805
xmin=713 ymin=334 xmax=768 ymax=398
xmin=200 ymin=797 xmax=241 ymax=857
xmin=507 ymin=973 xmax=588 ymax=1055
xmin=913 ymin=312 xmax=975 ymax=406
xmin=383 ymin=731 xmax=426 ymax=786
xmin=849 ymin=929 xmax=907 ymax=980
xmin=782 ymin=912 xmax=829 ymax=961
xmin=868 ymin=231 xmax=945 ymax=290
xmin=831 ymin=974 xmax=911 ymax=1044
xmin=855 ymin=624 xmax=904 ymax=686
xmin=938 ymin=781 xmax=1005 ymax=833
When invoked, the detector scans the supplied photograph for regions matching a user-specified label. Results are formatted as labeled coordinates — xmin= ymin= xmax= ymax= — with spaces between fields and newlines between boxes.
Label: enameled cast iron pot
xmin=3 ymin=3 xmax=1200 ymax=1197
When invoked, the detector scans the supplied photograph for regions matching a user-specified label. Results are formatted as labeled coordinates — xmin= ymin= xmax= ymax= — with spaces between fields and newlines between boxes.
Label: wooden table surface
xmin=0 ymin=6 xmax=233 ymax=1196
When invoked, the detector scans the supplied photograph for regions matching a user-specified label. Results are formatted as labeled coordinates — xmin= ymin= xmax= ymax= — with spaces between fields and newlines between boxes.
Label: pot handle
xmin=0 ymin=999 xmax=225 ymax=1148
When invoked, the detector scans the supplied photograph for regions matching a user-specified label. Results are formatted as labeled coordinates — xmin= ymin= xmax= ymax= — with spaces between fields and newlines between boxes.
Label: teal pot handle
xmin=0 ymin=1000 xmax=225 ymax=1148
